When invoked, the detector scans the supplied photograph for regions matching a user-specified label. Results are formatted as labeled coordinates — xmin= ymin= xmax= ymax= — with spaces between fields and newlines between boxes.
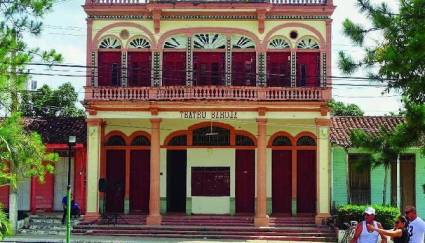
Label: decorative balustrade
xmin=86 ymin=86 xmax=331 ymax=101
xmin=85 ymin=0 xmax=327 ymax=5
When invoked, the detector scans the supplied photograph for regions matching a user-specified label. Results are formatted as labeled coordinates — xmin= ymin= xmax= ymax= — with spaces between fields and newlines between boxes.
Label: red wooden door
xmin=193 ymin=52 xmax=225 ymax=86
xmin=163 ymin=52 xmax=186 ymax=86
xmin=272 ymin=150 xmax=292 ymax=214
xmin=130 ymin=150 xmax=150 ymax=213
xmin=296 ymin=52 xmax=320 ymax=87
xmin=267 ymin=52 xmax=291 ymax=87
xmin=127 ymin=52 xmax=151 ymax=87
xmin=0 ymin=186 xmax=9 ymax=208
xmin=98 ymin=52 xmax=121 ymax=86
xmin=297 ymin=150 xmax=316 ymax=214
xmin=32 ymin=172 xmax=54 ymax=211
xmin=106 ymin=150 xmax=126 ymax=213
xmin=232 ymin=52 xmax=256 ymax=86
xmin=235 ymin=150 xmax=255 ymax=214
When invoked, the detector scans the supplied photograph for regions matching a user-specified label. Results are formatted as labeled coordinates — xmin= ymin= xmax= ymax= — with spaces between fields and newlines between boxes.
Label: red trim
xmin=105 ymin=131 xmax=129 ymax=145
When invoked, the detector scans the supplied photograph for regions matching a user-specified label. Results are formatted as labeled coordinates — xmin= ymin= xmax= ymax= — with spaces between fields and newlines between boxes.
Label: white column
xmin=85 ymin=119 xmax=102 ymax=220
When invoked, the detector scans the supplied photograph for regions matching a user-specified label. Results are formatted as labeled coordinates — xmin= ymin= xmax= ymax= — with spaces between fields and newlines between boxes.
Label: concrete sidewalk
xmin=3 ymin=235 xmax=334 ymax=243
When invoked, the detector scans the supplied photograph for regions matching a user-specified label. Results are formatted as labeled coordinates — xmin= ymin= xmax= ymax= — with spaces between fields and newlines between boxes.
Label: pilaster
xmin=254 ymin=118 xmax=269 ymax=227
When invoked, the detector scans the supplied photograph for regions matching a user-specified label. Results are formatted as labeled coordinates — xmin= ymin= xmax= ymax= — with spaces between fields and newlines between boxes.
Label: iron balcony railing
xmin=85 ymin=0 xmax=327 ymax=5
xmin=85 ymin=85 xmax=331 ymax=102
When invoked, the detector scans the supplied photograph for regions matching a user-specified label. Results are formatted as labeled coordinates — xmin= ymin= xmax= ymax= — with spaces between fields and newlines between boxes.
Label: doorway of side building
xmin=391 ymin=155 xmax=416 ymax=210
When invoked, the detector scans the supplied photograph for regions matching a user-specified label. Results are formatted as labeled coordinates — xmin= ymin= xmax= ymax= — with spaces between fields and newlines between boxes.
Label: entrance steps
xmin=18 ymin=214 xmax=80 ymax=236
xmin=74 ymin=215 xmax=336 ymax=242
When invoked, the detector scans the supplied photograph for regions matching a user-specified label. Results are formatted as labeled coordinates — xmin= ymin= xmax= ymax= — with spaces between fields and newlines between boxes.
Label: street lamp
xmin=66 ymin=136 xmax=76 ymax=243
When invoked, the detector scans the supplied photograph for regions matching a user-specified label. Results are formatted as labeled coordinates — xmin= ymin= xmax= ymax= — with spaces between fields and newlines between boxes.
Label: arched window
xmin=193 ymin=33 xmax=226 ymax=86
xmin=296 ymin=136 xmax=316 ymax=146
xmin=296 ymin=37 xmax=320 ymax=49
xmin=236 ymin=134 xmax=254 ymax=146
xmin=98 ymin=36 xmax=122 ymax=87
xmin=130 ymin=135 xmax=150 ymax=146
xmin=167 ymin=135 xmax=187 ymax=146
xmin=106 ymin=135 xmax=126 ymax=146
xmin=296 ymin=37 xmax=320 ymax=87
xmin=192 ymin=126 xmax=230 ymax=146
xmin=268 ymin=37 xmax=291 ymax=49
xmin=128 ymin=37 xmax=151 ymax=49
xmin=267 ymin=36 xmax=291 ymax=87
xmin=272 ymin=136 xmax=292 ymax=146
xmin=193 ymin=33 xmax=226 ymax=49
xmin=232 ymin=35 xmax=256 ymax=86
xmin=127 ymin=36 xmax=151 ymax=87
xmin=98 ymin=36 xmax=122 ymax=49
xmin=163 ymin=35 xmax=187 ymax=86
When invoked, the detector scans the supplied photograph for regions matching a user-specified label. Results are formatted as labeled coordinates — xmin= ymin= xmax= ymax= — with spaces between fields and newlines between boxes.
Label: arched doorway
xmin=129 ymin=134 xmax=150 ymax=213
xmin=235 ymin=133 xmax=256 ymax=214
xmin=166 ymin=132 xmax=188 ymax=213
xmin=105 ymin=134 xmax=126 ymax=213
xmin=296 ymin=135 xmax=317 ymax=214
xmin=271 ymin=134 xmax=293 ymax=215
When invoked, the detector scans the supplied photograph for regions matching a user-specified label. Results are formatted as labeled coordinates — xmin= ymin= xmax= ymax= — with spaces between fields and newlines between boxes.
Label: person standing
xmin=367 ymin=215 xmax=409 ymax=243
xmin=350 ymin=207 xmax=387 ymax=243
xmin=405 ymin=206 xmax=425 ymax=243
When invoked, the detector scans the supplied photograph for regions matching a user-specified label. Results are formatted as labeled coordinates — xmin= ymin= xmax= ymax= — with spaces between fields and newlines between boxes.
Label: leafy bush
xmin=0 ymin=204 xmax=12 ymax=239
xmin=337 ymin=204 xmax=400 ymax=229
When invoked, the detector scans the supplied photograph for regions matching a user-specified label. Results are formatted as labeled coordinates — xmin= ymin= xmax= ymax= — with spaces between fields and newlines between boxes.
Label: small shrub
xmin=337 ymin=204 xmax=400 ymax=229
xmin=0 ymin=204 xmax=12 ymax=240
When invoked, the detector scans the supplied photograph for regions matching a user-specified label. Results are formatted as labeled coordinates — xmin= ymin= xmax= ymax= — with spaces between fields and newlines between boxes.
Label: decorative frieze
xmin=291 ymin=52 xmax=296 ymax=87
xmin=186 ymin=37 xmax=193 ymax=86
xmin=257 ymin=53 xmax=266 ymax=87
xmin=152 ymin=52 xmax=161 ymax=87
xmin=91 ymin=51 xmax=97 ymax=87
xmin=321 ymin=52 xmax=327 ymax=87
xmin=90 ymin=15 xmax=328 ymax=20
xmin=121 ymin=51 xmax=128 ymax=87
xmin=225 ymin=38 xmax=232 ymax=86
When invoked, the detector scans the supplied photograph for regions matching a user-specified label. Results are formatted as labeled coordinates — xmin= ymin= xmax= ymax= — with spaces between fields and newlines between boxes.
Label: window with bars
xmin=192 ymin=126 xmax=230 ymax=146
xmin=349 ymin=154 xmax=371 ymax=205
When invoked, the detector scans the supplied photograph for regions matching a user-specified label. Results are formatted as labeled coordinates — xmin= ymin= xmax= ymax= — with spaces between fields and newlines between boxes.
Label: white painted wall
xmin=187 ymin=148 xmax=235 ymax=214
xmin=54 ymin=157 xmax=74 ymax=211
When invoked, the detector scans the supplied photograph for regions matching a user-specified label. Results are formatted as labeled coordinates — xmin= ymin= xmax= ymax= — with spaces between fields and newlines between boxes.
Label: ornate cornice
xmin=89 ymin=15 xmax=329 ymax=20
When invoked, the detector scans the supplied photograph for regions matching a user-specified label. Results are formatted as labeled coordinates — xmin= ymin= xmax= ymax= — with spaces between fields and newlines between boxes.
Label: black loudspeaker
xmin=98 ymin=178 xmax=108 ymax=192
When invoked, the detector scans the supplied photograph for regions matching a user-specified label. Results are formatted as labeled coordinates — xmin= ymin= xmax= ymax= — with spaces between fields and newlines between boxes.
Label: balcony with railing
xmin=85 ymin=0 xmax=328 ymax=5
xmin=85 ymin=85 xmax=331 ymax=102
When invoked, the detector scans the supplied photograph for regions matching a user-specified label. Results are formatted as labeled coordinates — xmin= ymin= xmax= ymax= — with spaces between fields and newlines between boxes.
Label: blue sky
xmin=28 ymin=0 xmax=403 ymax=115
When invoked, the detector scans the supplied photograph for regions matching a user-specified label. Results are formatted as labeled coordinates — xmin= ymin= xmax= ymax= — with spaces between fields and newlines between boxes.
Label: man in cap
xmin=404 ymin=205 xmax=425 ymax=243
xmin=350 ymin=207 xmax=387 ymax=243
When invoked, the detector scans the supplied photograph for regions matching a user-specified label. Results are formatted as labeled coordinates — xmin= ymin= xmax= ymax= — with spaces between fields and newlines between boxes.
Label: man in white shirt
xmin=405 ymin=206 xmax=425 ymax=243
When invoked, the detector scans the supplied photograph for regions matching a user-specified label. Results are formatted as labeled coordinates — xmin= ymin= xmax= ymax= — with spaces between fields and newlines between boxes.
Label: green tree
xmin=21 ymin=83 xmax=85 ymax=118
xmin=0 ymin=0 xmax=62 ymax=233
xmin=328 ymin=99 xmax=364 ymax=116
xmin=0 ymin=114 xmax=58 ymax=233
xmin=338 ymin=0 xmax=425 ymax=103
xmin=0 ymin=0 xmax=62 ymax=114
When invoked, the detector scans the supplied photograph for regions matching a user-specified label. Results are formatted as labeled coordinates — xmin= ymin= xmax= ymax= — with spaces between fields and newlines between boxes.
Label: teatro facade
xmin=83 ymin=0 xmax=335 ymax=226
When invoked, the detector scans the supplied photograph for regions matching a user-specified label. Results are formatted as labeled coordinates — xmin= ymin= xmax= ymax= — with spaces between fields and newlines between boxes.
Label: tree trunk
xmin=8 ymin=187 xmax=18 ymax=234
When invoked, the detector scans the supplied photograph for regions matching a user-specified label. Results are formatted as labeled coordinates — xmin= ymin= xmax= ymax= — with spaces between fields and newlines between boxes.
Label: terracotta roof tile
xmin=23 ymin=117 xmax=87 ymax=145
xmin=330 ymin=116 xmax=405 ymax=147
